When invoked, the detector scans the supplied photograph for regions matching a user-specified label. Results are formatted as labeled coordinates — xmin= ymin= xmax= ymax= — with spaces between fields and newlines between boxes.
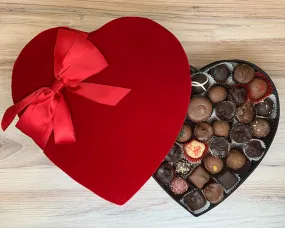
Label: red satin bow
xmin=1 ymin=28 xmax=131 ymax=149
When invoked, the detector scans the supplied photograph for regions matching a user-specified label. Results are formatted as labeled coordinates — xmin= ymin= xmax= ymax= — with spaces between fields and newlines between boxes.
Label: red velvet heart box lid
xmin=2 ymin=17 xmax=191 ymax=205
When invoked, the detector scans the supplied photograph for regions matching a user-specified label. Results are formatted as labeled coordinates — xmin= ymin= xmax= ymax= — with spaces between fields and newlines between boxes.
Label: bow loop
xmin=1 ymin=28 xmax=131 ymax=149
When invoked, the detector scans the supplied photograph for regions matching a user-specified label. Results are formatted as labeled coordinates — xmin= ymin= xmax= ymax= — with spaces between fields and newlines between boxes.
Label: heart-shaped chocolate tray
xmin=153 ymin=60 xmax=280 ymax=217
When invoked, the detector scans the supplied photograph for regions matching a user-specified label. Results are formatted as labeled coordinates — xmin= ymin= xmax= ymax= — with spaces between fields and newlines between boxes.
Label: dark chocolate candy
xmin=244 ymin=140 xmax=265 ymax=158
xmin=192 ymin=73 xmax=209 ymax=94
xmin=174 ymin=159 xmax=193 ymax=176
xmin=215 ymin=101 xmax=236 ymax=121
xmin=165 ymin=144 xmax=183 ymax=162
xmin=210 ymin=137 xmax=229 ymax=157
xmin=228 ymin=86 xmax=247 ymax=105
xmin=254 ymin=98 xmax=274 ymax=117
xmin=154 ymin=164 xmax=174 ymax=185
xmin=230 ymin=123 xmax=253 ymax=143
xmin=209 ymin=64 xmax=231 ymax=83
xmin=188 ymin=166 xmax=210 ymax=189
xmin=183 ymin=189 xmax=207 ymax=211
xmin=217 ymin=170 xmax=238 ymax=191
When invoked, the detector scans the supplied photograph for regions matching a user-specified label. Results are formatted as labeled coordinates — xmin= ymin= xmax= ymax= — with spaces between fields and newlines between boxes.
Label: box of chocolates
xmin=153 ymin=60 xmax=280 ymax=216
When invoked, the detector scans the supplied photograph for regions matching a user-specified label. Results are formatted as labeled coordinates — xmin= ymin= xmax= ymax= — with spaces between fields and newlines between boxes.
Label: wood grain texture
xmin=1 ymin=0 xmax=285 ymax=227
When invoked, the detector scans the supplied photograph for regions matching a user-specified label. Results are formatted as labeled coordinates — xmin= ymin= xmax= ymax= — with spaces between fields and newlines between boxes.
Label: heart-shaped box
xmin=153 ymin=60 xmax=280 ymax=216
xmin=2 ymin=17 xmax=191 ymax=205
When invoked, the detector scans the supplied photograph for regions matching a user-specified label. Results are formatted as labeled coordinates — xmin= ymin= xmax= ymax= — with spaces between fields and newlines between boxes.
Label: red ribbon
xmin=1 ymin=28 xmax=131 ymax=149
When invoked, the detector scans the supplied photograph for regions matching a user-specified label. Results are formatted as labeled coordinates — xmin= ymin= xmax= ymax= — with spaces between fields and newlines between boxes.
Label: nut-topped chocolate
xmin=254 ymin=98 xmax=274 ymax=117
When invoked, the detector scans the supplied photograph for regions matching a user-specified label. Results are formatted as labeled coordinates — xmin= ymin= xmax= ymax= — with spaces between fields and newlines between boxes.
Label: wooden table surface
xmin=1 ymin=0 xmax=285 ymax=227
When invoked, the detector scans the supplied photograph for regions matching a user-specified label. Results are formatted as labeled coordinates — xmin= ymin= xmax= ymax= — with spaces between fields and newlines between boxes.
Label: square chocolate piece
xmin=183 ymin=189 xmax=207 ymax=211
xmin=187 ymin=166 xmax=210 ymax=189
xmin=217 ymin=170 xmax=238 ymax=191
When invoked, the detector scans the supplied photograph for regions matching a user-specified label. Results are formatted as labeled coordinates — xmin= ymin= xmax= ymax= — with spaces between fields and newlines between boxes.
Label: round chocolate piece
xmin=234 ymin=64 xmax=254 ymax=84
xmin=170 ymin=177 xmax=188 ymax=195
xmin=215 ymin=101 xmax=236 ymax=121
xmin=177 ymin=124 xmax=192 ymax=143
xmin=250 ymin=118 xmax=270 ymax=138
xmin=165 ymin=144 xmax=183 ymax=162
xmin=213 ymin=120 xmax=230 ymax=137
xmin=208 ymin=85 xmax=227 ymax=104
xmin=228 ymin=86 xmax=247 ymax=106
xmin=236 ymin=102 xmax=255 ymax=124
xmin=203 ymin=155 xmax=224 ymax=174
xmin=154 ymin=164 xmax=174 ymax=185
xmin=254 ymin=98 xmax=274 ymax=117
xmin=174 ymin=159 xmax=193 ymax=176
xmin=248 ymin=78 xmax=268 ymax=100
xmin=194 ymin=122 xmax=213 ymax=142
xmin=188 ymin=98 xmax=213 ymax=123
xmin=192 ymin=73 xmax=209 ymax=94
xmin=210 ymin=137 xmax=229 ymax=157
xmin=244 ymin=140 xmax=265 ymax=158
xmin=204 ymin=183 xmax=224 ymax=204
xmin=226 ymin=149 xmax=247 ymax=170
xmin=209 ymin=64 xmax=231 ymax=83
xmin=230 ymin=124 xmax=253 ymax=143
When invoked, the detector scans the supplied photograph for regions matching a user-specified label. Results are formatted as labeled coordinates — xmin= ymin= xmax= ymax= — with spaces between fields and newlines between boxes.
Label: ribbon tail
xmin=69 ymin=82 xmax=131 ymax=106
xmin=1 ymin=88 xmax=46 ymax=131
xmin=53 ymin=94 xmax=76 ymax=144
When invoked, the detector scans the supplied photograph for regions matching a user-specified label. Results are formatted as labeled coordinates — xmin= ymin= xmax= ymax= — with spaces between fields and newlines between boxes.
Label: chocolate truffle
xmin=154 ymin=164 xmax=174 ymax=185
xmin=204 ymin=183 xmax=224 ymax=204
xmin=170 ymin=177 xmax=188 ymax=195
xmin=217 ymin=170 xmax=238 ymax=191
xmin=188 ymin=166 xmax=210 ymax=189
xmin=192 ymin=73 xmax=209 ymax=94
xmin=208 ymin=85 xmax=227 ymax=104
xmin=194 ymin=122 xmax=213 ymax=142
xmin=215 ymin=101 xmax=236 ymax=121
xmin=244 ymin=140 xmax=265 ymax=158
xmin=236 ymin=102 xmax=255 ymax=124
xmin=234 ymin=64 xmax=254 ymax=84
xmin=213 ymin=120 xmax=230 ymax=137
xmin=250 ymin=118 xmax=270 ymax=138
xmin=226 ymin=149 xmax=247 ymax=170
xmin=230 ymin=124 xmax=253 ymax=143
xmin=203 ymin=155 xmax=224 ymax=174
xmin=165 ymin=144 xmax=183 ymax=162
xmin=177 ymin=124 xmax=192 ymax=143
xmin=210 ymin=137 xmax=229 ymax=157
xmin=248 ymin=78 xmax=268 ymax=100
xmin=188 ymin=98 xmax=213 ymax=123
xmin=174 ymin=159 xmax=193 ymax=176
xmin=183 ymin=189 xmax=207 ymax=211
xmin=254 ymin=98 xmax=274 ymax=117
xmin=209 ymin=64 xmax=231 ymax=83
xmin=228 ymin=86 xmax=247 ymax=106
xmin=183 ymin=140 xmax=206 ymax=162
